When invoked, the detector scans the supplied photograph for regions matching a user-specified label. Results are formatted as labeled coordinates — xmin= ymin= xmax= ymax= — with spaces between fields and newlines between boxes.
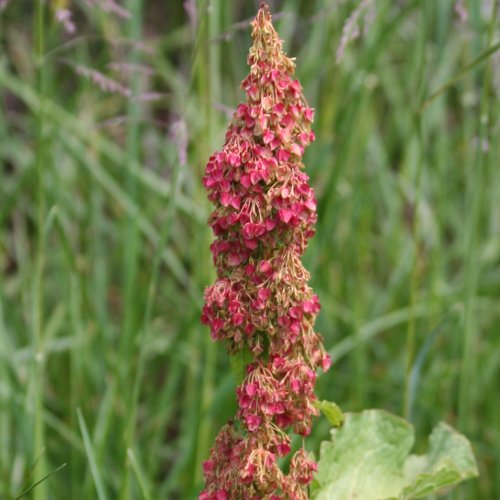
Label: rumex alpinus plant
xmin=200 ymin=3 xmax=330 ymax=499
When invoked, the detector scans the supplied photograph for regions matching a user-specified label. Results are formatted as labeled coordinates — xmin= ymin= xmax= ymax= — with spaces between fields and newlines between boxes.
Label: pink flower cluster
xmin=237 ymin=356 xmax=319 ymax=437
xmin=201 ymin=424 xmax=317 ymax=500
xmin=200 ymin=4 xmax=330 ymax=499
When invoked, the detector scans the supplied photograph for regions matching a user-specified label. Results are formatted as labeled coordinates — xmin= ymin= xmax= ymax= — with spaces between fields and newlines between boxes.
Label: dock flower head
xmin=200 ymin=4 xmax=330 ymax=498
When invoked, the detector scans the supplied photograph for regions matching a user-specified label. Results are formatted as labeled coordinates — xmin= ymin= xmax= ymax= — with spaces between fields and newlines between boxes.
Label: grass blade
xmin=77 ymin=408 xmax=109 ymax=500
xmin=14 ymin=463 xmax=67 ymax=500
xmin=420 ymin=40 xmax=500 ymax=110
xmin=126 ymin=449 xmax=152 ymax=500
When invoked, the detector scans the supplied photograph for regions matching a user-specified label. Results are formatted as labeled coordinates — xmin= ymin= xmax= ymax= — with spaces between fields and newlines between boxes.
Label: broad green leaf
xmin=312 ymin=409 xmax=478 ymax=500
xmin=314 ymin=400 xmax=344 ymax=427
xmin=400 ymin=422 xmax=478 ymax=499
xmin=312 ymin=410 xmax=412 ymax=499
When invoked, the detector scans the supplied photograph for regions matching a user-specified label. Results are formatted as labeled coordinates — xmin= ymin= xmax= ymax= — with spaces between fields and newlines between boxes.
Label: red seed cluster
xmin=200 ymin=4 xmax=330 ymax=499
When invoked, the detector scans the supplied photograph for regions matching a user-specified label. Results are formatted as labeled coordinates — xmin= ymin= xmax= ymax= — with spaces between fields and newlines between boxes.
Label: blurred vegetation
xmin=0 ymin=0 xmax=499 ymax=498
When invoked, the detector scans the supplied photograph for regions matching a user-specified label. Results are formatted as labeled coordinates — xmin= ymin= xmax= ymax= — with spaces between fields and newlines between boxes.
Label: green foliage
xmin=229 ymin=346 xmax=254 ymax=386
xmin=314 ymin=400 xmax=344 ymax=427
xmin=312 ymin=410 xmax=478 ymax=500
xmin=77 ymin=409 xmax=109 ymax=500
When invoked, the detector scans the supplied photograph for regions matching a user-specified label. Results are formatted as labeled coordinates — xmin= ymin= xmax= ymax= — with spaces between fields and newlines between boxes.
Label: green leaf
xmin=400 ymin=422 xmax=478 ymax=499
xmin=312 ymin=409 xmax=478 ymax=500
xmin=314 ymin=400 xmax=344 ymax=427
xmin=77 ymin=408 xmax=109 ymax=500
xmin=420 ymin=40 xmax=500 ymax=111
xmin=229 ymin=346 xmax=254 ymax=385
xmin=127 ymin=448 xmax=152 ymax=500
xmin=13 ymin=463 xmax=67 ymax=500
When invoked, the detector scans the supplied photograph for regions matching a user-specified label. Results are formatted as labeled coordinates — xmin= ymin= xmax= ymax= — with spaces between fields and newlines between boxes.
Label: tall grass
xmin=0 ymin=0 xmax=499 ymax=498
xmin=32 ymin=2 xmax=48 ymax=499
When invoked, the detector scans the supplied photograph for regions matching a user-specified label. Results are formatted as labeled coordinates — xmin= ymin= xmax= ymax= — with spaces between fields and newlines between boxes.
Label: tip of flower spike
xmin=254 ymin=2 xmax=272 ymax=28
xmin=249 ymin=2 xmax=295 ymax=77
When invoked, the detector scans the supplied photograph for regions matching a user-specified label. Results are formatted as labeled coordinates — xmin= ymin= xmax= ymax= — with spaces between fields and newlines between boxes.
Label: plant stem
xmin=192 ymin=0 xmax=220 ymax=489
xmin=124 ymin=129 xmax=183 ymax=497
xmin=33 ymin=1 xmax=47 ymax=499
xmin=121 ymin=0 xmax=143 ymax=497
xmin=403 ymin=2 xmax=428 ymax=421
xmin=458 ymin=0 xmax=497 ymax=435
xmin=121 ymin=0 xmax=143 ymax=360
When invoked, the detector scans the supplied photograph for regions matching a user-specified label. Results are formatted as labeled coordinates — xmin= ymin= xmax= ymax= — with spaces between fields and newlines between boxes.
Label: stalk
xmin=121 ymin=0 xmax=143 ymax=362
xmin=193 ymin=0 xmax=220 ymax=487
xmin=123 ymin=129 xmax=183 ymax=496
xmin=33 ymin=1 xmax=47 ymax=499
xmin=120 ymin=0 xmax=143 ymax=497
xmin=458 ymin=0 xmax=497 ymax=435
xmin=403 ymin=2 xmax=428 ymax=420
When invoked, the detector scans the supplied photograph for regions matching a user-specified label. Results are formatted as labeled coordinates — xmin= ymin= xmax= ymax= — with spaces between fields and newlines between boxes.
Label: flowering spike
xmin=200 ymin=3 xmax=330 ymax=498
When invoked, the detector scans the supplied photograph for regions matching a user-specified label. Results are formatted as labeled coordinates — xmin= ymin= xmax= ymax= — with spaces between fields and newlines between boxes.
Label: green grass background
xmin=0 ymin=0 xmax=499 ymax=498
